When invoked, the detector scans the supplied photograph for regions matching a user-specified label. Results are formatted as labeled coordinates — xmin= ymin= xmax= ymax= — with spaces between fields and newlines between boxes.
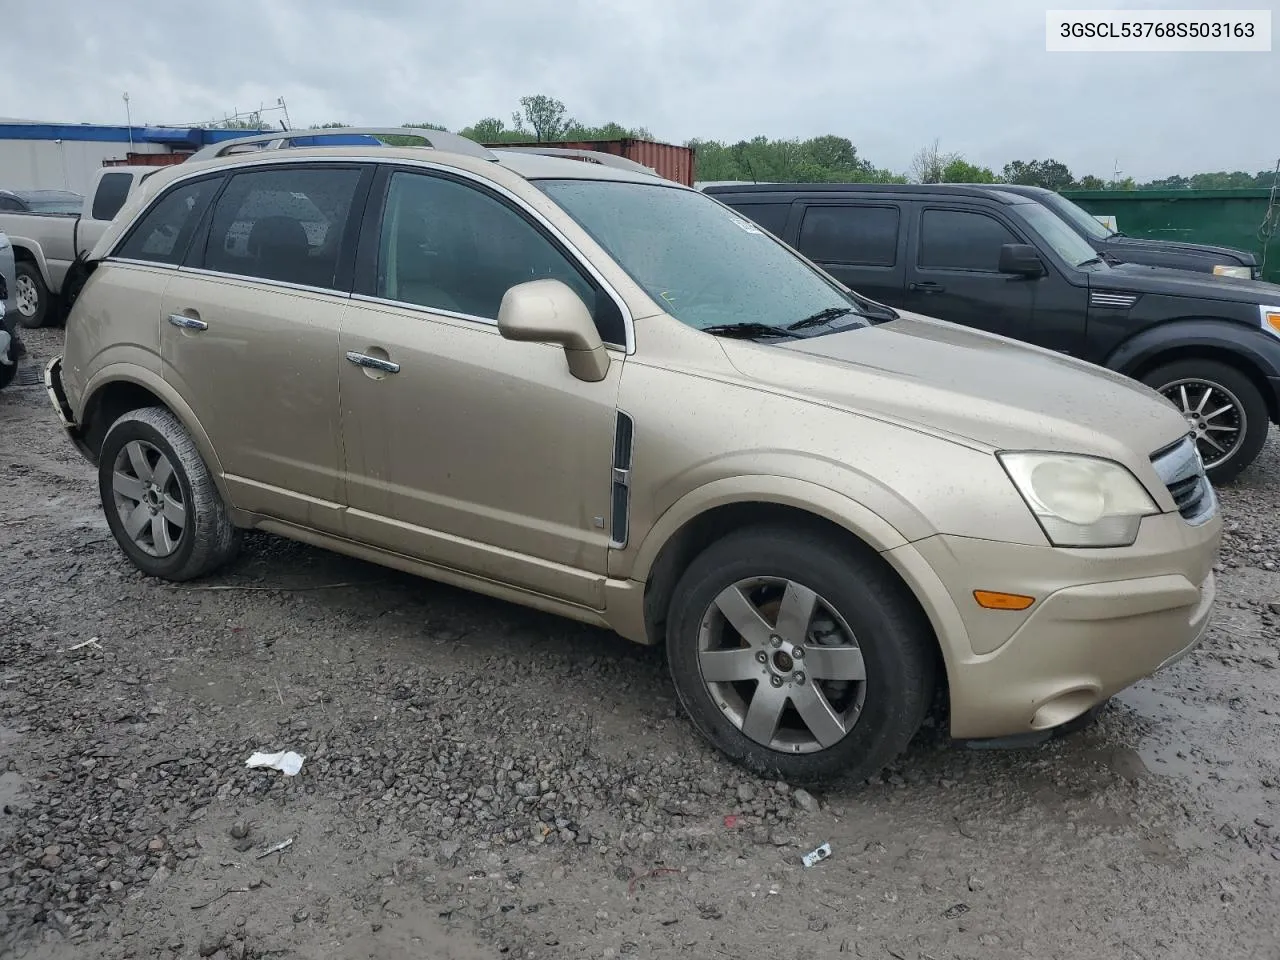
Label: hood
xmin=1094 ymin=261 xmax=1280 ymax=304
xmin=720 ymin=311 xmax=1190 ymax=460
xmin=1104 ymin=234 xmax=1257 ymax=266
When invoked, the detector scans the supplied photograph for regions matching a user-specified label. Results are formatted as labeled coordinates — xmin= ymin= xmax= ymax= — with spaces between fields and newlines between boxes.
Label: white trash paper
xmin=245 ymin=750 xmax=305 ymax=776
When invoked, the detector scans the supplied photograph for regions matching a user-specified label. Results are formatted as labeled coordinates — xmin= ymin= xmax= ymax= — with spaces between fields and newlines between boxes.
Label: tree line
xmin=211 ymin=94 xmax=1276 ymax=192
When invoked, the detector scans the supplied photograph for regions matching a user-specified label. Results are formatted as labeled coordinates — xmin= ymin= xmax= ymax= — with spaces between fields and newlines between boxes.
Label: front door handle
xmin=908 ymin=281 xmax=946 ymax=293
xmin=345 ymin=351 xmax=400 ymax=374
xmin=168 ymin=313 xmax=208 ymax=331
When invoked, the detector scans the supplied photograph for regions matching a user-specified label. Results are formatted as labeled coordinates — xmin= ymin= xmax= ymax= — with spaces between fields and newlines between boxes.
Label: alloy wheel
xmin=697 ymin=576 xmax=867 ymax=754
xmin=1158 ymin=377 xmax=1246 ymax=469
xmin=15 ymin=275 xmax=38 ymax=319
xmin=111 ymin=440 xmax=187 ymax=557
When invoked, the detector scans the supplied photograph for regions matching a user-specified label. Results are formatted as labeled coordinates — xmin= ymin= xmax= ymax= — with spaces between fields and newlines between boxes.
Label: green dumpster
xmin=1061 ymin=188 xmax=1280 ymax=284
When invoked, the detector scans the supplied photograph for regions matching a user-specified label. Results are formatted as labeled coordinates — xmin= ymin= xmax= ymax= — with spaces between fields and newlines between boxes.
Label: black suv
xmin=994 ymin=184 xmax=1260 ymax=280
xmin=704 ymin=182 xmax=1280 ymax=482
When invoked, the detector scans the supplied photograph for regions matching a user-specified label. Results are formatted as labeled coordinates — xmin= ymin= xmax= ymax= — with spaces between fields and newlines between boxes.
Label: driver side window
xmin=375 ymin=171 xmax=625 ymax=345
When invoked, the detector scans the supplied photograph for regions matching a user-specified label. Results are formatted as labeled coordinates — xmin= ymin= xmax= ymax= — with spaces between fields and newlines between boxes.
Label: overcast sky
xmin=7 ymin=0 xmax=1275 ymax=181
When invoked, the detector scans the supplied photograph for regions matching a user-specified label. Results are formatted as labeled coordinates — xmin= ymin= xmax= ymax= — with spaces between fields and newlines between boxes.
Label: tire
xmin=98 ymin=406 xmax=242 ymax=581
xmin=665 ymin=524 xmax=935 ymax=784
xmin=1141 ymin=359 xmax=1269 ymax=484
xmin=0 ymin=358 xmax=15 ymax=390
xmin=14 ymin=261 xmax=51 ymax=329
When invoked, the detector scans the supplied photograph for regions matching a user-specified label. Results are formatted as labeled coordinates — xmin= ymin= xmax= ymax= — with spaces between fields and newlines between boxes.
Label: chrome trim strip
xmin=175 ymin=265 xmax=351 ymax=299
xmin=349 ymin=293 xmax=629 ymax=353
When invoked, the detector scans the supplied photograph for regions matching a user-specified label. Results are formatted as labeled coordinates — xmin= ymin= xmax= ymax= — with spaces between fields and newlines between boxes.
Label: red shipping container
xmin=102 ymin=152 xmax=192 ymax=167
xmin=482 ymin=138 xmax=694 ymax=187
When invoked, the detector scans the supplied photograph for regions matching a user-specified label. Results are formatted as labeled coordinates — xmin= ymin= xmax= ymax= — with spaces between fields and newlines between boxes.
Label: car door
xmin=159 ymin=162 xmax=372 ymax=532
xmin=792 ymin=201 xmax=909 ymax=307
xmin=338 ymin=166 xmax=626 ymax=609
xmin=903 ymin=204 xmax=1041 ymax=338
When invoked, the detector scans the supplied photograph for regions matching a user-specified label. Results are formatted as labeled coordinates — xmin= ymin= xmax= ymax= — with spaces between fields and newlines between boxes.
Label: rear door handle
xmin=168 ymin=313 xmax=208 ymax=331
xmin=908 ymin=281 xmax=946 ymax=293
xmin=345 ymin=351 xmax=400 ymax=374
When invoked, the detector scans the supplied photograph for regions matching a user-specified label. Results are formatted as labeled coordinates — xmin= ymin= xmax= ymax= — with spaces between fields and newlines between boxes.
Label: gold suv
xmin=46 ymin=129 xmax=1221 ymax=782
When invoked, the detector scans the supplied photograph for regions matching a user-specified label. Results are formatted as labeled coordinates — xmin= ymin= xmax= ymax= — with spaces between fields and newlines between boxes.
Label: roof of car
xmin=700 ymin=182 xmax=1035 ymax=204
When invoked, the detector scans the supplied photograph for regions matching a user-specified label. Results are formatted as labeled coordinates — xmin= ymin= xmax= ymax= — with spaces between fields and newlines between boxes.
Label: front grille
xmin=1150 ymin=434 xmax=1216 ymax=525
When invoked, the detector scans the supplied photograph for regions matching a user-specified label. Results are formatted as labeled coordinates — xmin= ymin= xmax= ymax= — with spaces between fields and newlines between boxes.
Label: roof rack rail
xmin=490 ymin=146 xmax=660 ymax=177
xmin=186 ymin=127 xmax=497 ymax=163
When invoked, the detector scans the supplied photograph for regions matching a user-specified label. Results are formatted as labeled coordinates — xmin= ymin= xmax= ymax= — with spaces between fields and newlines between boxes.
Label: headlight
xmin=1213 ymin=265 xmax=1252 ymax=279
xmin=998 ymin=452 xmax=1158 ymax=548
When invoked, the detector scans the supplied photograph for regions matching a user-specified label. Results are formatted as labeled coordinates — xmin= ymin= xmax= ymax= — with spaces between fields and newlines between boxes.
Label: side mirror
xmin=998 ymin=243 xmax=1045 ymax=277
xmin=497 ymin=279 xmax=610 ymax=383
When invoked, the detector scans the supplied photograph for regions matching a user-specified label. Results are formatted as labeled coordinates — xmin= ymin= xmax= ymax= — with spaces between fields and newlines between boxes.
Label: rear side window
xmin=919 ymin=209 xmax=1017 ymax=272
xmin=200 ymin=167 xmax=362 ymax=290
xmin=114 ymin=178 xmax=221 ymax=265
xmin=92 ymin=173 xmax=135 ymax=221
xmin=0 ymin=196 xmax=21 ymax=212
xmin=798 ymin=205 xmax=899 ymax=266
xmin=728 ymin=202 xmax=790 ymax=237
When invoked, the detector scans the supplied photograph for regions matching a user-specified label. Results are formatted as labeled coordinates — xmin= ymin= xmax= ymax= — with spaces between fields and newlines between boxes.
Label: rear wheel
xmin=98 ymin=407 xmax=242 ymax=581
xmin=14 ymin=261 xmax=50 ymax=329
xmin=665 ymin=525 xmax=935 ymax=784
xmin=1141 ymin=359 xmax=1268 ymax=484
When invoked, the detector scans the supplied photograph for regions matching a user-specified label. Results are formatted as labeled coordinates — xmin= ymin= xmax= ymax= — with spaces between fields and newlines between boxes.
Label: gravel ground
xmin=3 ymin=327 xmax=1279 ymax=960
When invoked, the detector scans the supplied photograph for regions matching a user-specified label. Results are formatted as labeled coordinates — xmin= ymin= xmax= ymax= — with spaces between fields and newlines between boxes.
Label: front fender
xmin=625 ymin=473 xmax=916 ymax=585
xmin=1105 ymin=318 xmax=1280 ymax=380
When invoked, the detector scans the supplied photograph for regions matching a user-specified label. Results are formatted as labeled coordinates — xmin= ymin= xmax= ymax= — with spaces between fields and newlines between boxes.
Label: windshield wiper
xmin=787 ymin=307 xmax=856 ymax=331
xmin=1077 ymin=255 xmax=1106 ymax=267
xmin=701 ymin=322 xmax=796 ymax=340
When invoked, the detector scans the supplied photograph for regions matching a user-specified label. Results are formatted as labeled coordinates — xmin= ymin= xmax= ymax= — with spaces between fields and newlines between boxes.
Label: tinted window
xmin=92 ymin=173 xmax=134 ymax=221
xmin=376 ymin=171 xmax=624 ymax=344
xmin=729 ymin=202 xmax=790 ymax=236
xmin=798 ymin=205 xmax=899 ymax=266
xmin=202 ymin=167 xmax=361 ymax=290
xmin=115 ymin=178 xmax=221 ymax=265
xmin=919 ymin=209 xmax=1018 ymax=272
xmin=0 ymin=196 xmax=21 ymax=212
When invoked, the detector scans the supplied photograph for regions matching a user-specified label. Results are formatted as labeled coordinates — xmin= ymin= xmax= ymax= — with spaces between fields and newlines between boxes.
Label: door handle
xmin=908 ymin=281 xmax=946 ymax=293
xmin=168 ymin=313 xmax=208 ymax=331
xmin=345 ymin=351 xmax=400 ymax=374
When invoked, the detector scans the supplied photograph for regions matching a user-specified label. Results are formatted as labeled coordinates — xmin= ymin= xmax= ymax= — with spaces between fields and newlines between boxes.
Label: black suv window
xmin=730 ymin=202 xmax=790 ymax=237
xmin=798 ymin=205 xmax=899 ymax=266
xmin=201 ymin=167 xmax=362 ymax=290
xmin=919 ymin=208 xmax=1017 ymax=272
xmin=92 ymin=173 xmax=135 ymax=221
xmin=114 ymin=178 xmax=221 ymax=265
xmin=374 ymin=171 xmax=624 ymax=344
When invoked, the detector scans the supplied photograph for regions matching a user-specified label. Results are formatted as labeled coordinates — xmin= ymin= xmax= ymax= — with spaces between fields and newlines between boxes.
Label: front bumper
xmin=45 ymin=355 xmax=95 ymax=463
xmin=888 ymin=509 xmax=1221 ymax=739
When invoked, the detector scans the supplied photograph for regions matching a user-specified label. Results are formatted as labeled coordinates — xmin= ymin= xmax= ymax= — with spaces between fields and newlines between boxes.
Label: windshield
xmin=1038 ymin=191 xmax=1113 ymax=241
xmin=535 ymin=179 xmax=871 ymax=334
xmin=1015 ymin=201 xmax=1105 ymax=268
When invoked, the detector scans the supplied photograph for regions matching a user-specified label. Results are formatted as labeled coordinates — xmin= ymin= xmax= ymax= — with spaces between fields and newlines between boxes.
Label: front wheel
xmin=1141 ymin=359 xmax=1269 ymax=484
xmin=665 ymin=525 xmax=935 ymax=784
xmin=98 ymin=406 xmax=242 ymax=581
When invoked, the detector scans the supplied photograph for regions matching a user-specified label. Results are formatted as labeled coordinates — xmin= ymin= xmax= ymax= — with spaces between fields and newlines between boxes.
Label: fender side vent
xmin=610 ymin=411 xmax=634 ymax=547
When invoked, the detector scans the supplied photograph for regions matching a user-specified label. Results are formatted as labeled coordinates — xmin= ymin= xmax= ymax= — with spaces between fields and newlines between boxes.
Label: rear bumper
xmin=44 ymin=355 xmax=94 ymax=463
xmin=888 ymin=510 xmax=1221 ymax=739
